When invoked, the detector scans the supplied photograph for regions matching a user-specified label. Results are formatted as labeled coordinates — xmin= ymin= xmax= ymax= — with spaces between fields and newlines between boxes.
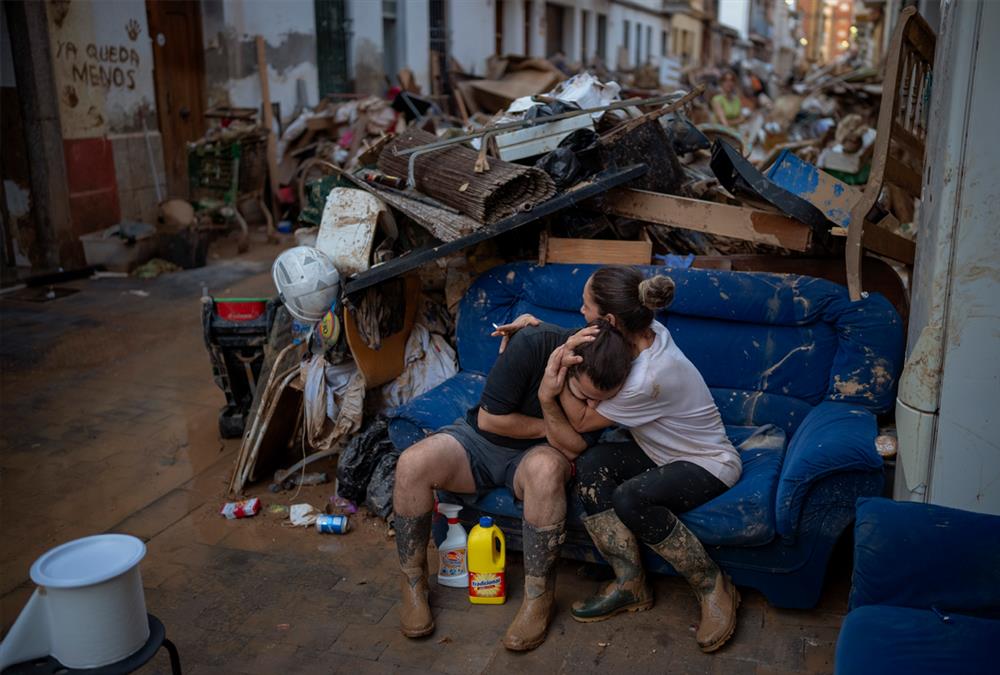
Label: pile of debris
xmin=217 ymin=40 xmax=923 ymax=527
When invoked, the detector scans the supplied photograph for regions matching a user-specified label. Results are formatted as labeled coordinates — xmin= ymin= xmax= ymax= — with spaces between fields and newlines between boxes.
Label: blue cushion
xmin=835 ymin=605 xmax=999 ymax=675
xmin=775 ymin=402 xmax=881 ymax=538
xmin=456 ymin=262 xmax=903 ymax=414
xmin=439 ymin=424 xmax=787 ymax=547
xmin=387 ymin=371 xmax=486 ymax=450
xmin=851 ymin=498 xmax=1000 ymax=614
xmin=681 ymin=425 xmax=786 ymax=546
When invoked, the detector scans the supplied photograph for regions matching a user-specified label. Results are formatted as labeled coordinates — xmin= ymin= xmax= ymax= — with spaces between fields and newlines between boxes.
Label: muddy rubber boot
xmin=571 ymin=509 xmax=653 ymax=622
xmin=395 ymin=512 xmax=434 ymax=638
xmin=649 ymin=520 xmax=740 ymax=652
xmin=502 ymin=521 xmax=565 ymax=651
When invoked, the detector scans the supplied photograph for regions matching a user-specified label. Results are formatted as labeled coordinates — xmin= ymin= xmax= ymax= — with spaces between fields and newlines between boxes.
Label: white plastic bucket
xmin=0 ymin=534 xmax=150 ymax=670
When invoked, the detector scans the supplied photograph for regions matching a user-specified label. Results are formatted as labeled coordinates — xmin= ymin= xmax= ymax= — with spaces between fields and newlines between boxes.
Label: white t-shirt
xmin=597 ymin=322 xmax=742 ymax=487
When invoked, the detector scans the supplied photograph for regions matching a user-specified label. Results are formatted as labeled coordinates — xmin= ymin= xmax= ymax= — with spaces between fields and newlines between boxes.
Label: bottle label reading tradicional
xmin=469 ymin=571 xmax=505 ymax=598
xmin=440 ymin=549 xmax=467 ymax=576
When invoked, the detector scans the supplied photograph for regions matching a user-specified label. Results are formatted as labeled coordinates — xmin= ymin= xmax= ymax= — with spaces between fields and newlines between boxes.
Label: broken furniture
xmin=844 ymin=6 xmax=932 ymax=300
xmin=386 ymin=261 xmax=905 ymax=608
xmin=602 ymin=188 xmax=815 ymax=252
xmin=341 ymin=164 xmax=646 ymax=295
xmin=834 ymin=498 xmax=999 ymax=675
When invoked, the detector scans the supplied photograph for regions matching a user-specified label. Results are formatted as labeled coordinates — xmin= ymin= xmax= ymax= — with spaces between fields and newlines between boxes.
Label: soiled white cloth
xmin=302 ymin=355 xmax=365 ymax=451
xmin=597 ymin=322 xmax=742 ymax=487
xmin=381 ymin=323 xmax=458 ymax=409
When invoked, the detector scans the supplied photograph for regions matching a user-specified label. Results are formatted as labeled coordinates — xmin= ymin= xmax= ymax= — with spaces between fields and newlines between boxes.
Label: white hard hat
xmin=272 ymin=246 xmax=341 ymax=323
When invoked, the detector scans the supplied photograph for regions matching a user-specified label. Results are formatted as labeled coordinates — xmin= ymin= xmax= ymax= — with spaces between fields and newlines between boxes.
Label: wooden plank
xmin=862 ymin=217 xmax=916 ymax=264
xmin=343 ymin=164 xmax=647 ymax=295
xmin=543 ymin=235 xmax=652 ymax=266
xmin=890 ymin=121 xmax=924 ymax=163
xmin=602 ymin=188 xmax=813 ymax=252
xmin=256 ymin=35 xmax=279 ymax=234
xmin=885 ymin=156 xmax=923 ymax=197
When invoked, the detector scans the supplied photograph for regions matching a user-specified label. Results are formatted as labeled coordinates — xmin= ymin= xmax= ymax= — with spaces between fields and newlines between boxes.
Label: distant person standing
xmin=711 ymin=70 xmax=745 ymax=127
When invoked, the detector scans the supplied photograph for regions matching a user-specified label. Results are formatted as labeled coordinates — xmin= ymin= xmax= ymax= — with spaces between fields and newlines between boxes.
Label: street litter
xmin=220 ymin=497 xmax=261 ymax=520
xmin=288 ymin=503 xmax=322 ymax=527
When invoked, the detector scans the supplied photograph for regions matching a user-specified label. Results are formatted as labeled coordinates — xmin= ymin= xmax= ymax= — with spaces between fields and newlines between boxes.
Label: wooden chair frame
xmin=846 ymin=6 xmax=935 ymax=300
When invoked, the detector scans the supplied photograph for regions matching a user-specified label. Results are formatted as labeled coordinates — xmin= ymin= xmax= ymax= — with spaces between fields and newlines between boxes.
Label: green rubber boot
xmin=571 ymin=509 xmax=653 ymax=622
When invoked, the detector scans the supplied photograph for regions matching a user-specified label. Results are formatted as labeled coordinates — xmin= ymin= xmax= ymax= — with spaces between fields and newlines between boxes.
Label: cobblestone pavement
xmin=0 ymin=249 xmax=848 ymax=674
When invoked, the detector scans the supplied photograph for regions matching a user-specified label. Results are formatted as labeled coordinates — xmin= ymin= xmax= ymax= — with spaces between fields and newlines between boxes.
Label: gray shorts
xmin=436 ymin=418 xmax=529 ymax=496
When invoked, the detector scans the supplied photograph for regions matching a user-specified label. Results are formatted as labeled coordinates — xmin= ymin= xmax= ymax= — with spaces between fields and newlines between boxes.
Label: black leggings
xmin=576 ymin=441 xmax=728 ymax=544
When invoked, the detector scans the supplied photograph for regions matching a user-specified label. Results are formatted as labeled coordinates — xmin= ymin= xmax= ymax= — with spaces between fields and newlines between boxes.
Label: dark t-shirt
xmin=466 ymin=323 xmax=575 ymax=450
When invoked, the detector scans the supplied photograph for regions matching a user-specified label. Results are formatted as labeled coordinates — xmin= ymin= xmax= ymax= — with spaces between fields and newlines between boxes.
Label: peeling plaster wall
xmin=44 ymin=0 xmax=166 ymax=236
xmin=201 ymin=0 xmax=319 ymax=124
xmin=448 ymin=0 xmax=495 ymax=76
xmin=347 ymin=0 xmax=383 ymax=95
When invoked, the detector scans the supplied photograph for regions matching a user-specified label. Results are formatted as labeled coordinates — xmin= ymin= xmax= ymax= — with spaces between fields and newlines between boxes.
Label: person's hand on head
xmin=538 ymin=345 xmax=569 ymax=402
xmin=564 ymin=325 xmax=599 ymax=353
xmin=491 ymin=313 xmax=541 ymax=353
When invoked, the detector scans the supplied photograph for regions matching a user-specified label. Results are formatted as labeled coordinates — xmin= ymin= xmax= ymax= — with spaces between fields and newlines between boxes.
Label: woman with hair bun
xmin=493 ymin=265 xmax=741 ymax=652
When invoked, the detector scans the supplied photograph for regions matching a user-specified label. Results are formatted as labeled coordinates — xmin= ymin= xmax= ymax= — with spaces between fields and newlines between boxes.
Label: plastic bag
xmin=289 ymin=503 xmax=322 ymax=526
xmin=336 ymin=417 xmax=394 ymax=503
xmin=534 ymin=129 xmax=601 ymax=190
xmin=365 ymin=449 xmax=401 ymax=519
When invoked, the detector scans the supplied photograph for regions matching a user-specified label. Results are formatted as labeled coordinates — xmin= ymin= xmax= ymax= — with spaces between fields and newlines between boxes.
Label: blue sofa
xmin=835 ymin=498 xmax=1000 ymax=674
xmin=388 ymin=262 xmax=904 ymax=608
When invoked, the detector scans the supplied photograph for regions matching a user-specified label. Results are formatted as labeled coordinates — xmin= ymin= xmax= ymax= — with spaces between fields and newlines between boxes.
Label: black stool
xmin=2 ymin=614 xmax=180 ymax=674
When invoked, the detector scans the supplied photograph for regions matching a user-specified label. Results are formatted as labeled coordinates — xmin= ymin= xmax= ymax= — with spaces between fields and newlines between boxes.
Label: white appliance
xmin=894 ymin=0 xmax=1000 ymax=515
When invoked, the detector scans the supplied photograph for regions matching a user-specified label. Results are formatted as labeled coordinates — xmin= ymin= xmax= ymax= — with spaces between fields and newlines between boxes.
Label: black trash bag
xmin=535 ymin=147 xmax=580 ymax=190
xmin=524 ymin=100 xmax=580 ymax=121
xmin=534 ymin=128 xmax=601 ymax=190
xmin=336 ymin=418 xmax=393 ymax=504
xmin=662 ymin=114 xmax=710 ymax=155
xmin=365 ymin=449 xmax=401 ymax=519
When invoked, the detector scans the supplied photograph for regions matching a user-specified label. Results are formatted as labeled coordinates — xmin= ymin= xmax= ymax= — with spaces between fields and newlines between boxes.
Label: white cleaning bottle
xmin=436 ymin=503 xmax=469 ymax=588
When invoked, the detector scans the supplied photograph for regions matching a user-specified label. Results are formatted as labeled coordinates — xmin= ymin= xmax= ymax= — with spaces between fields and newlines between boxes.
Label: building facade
xmin=2 ymin=0 xmax=781 ymax=274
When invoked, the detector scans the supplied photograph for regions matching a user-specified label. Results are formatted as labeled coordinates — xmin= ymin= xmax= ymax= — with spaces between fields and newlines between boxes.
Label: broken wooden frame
xmin=342 ymin=164 xmax=646 ymax=296
xmin=845 ymin=6 xmax=931 ymax=300
xmin=601 ymin=188 xmax=814 ymax=252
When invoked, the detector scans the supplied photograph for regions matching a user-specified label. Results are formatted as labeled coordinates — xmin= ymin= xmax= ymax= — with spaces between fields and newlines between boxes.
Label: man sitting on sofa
xmin=393 ymin=320 xmax=631 ymax=651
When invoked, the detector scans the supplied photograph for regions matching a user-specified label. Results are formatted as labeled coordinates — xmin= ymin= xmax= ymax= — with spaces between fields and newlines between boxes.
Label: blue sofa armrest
xmin=775 ymin=401 xmax=882 ymax=537
xmin=849 ymin=497 xmax=1000 ymax=615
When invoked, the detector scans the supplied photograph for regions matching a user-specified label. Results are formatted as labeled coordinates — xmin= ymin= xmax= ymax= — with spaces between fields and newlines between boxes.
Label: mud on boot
xmin=649 ymin=519 xmax=739 ymax=652
xmin=395 ymin=512 xmax=435 ymax=638
xmin=571 ymin=509 xmax=653 ymax=622
xmin=502 ymin=521 xmax=565 ymax=651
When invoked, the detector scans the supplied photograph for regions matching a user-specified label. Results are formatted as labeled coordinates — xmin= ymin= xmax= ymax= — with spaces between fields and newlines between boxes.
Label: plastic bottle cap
xmin=479 ymin=516 xmax=493 ymax=527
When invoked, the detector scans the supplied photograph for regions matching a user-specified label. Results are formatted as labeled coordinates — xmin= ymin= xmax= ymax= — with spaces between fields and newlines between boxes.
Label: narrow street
xmin=1 ymin=250 xmax=848 ymax=674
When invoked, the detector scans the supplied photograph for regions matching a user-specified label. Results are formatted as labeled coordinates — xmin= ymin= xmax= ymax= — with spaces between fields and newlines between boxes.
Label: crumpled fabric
xmin=302 ymin=354 xmax=366 ymax=451
xmin=380 ymin=323 xmax=458 ymax=409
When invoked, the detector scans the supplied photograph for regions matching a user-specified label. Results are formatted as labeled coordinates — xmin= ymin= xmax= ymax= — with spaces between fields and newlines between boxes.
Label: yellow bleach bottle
xmin=467 ymin=516 xmax=506 ymax=604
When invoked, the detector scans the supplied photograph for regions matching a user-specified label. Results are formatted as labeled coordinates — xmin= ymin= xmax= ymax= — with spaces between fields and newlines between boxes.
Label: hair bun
xmin=638 ymin=276 xmax=675 ymax=310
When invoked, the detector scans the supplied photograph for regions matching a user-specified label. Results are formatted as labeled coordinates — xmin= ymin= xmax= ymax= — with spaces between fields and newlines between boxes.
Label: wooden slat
xmin=891 ymin=121 xmax=924 ymax=160
xmin=862 ymin=219 xmax=916 ymax=265
xmin=602 ymin=188 xmax=812 ymax=252
xmin=885 ymin=157 xmax=923 ymax=196
xmin=542 ymin=235 xmax=652 ymax=266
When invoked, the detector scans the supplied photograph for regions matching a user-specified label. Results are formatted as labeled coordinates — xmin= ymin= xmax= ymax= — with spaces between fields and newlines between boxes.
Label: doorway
xmin=146 ymin=0 xmax=207 ymax=197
